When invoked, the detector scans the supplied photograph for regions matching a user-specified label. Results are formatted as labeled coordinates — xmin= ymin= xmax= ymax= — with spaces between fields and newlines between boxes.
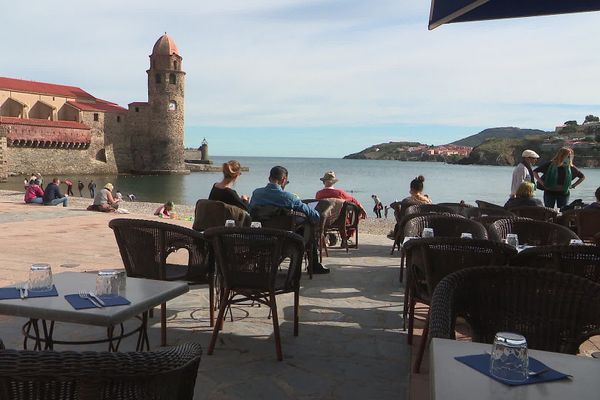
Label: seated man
xmin=250 ymin=166 xmax=330 ymax=274
xmin=42 ymin=178 xmax=68 ymax=207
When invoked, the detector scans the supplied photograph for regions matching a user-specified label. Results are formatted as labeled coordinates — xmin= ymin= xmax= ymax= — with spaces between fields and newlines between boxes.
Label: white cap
xmin=521 ymin=150 xmax=539 ymax=158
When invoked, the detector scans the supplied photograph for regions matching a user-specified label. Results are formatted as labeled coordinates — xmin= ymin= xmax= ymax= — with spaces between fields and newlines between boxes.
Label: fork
xmin=78 ymin=291 xmax=101 ymax=307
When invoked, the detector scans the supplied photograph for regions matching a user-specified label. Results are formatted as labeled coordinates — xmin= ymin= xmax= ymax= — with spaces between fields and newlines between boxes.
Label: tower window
xmin=155 ymin=73 xmax=162 ymax=83
xmin=117 ymin=115 xmax=121 ymax=123
xmin=169 ymin=73 xmax=176 ymax=84
xmin=168 ymin=101 xmax=177 ymax=111
xmin=93 ymin=113 xmax=99 ymax=121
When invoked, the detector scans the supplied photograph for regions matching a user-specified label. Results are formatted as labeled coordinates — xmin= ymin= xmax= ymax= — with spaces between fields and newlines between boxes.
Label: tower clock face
xmin=168 ymin=101 xmax=177 ymax=111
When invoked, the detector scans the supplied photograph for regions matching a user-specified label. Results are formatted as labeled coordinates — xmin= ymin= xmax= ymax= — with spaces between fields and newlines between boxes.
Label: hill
xmin=343 ymin=142 xmax=435 ymax=161
xmin=451 ymin=127 xmax=549 ymax=147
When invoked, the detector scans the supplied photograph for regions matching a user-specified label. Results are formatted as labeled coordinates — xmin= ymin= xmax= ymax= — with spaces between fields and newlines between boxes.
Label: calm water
xmin=3 ymin=157 xmax=600 ymax=208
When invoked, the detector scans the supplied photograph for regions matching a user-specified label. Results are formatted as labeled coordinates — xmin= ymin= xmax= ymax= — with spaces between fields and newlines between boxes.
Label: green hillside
xmin=451 ymin=127 xmax=549 ymax=147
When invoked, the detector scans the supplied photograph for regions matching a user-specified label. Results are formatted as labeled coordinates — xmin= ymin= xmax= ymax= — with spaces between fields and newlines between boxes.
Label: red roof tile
xmin=0 ymin=116 xmax=90 ymax=130
xmin=0 ymin=77 xmax=96 ymax=101
xmin=67 ymin=100 xmax=127 ymax=113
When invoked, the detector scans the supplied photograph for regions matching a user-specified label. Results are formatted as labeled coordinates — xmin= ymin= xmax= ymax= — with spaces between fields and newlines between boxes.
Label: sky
xmin=2 ymin=1 xmax=600 ymax=157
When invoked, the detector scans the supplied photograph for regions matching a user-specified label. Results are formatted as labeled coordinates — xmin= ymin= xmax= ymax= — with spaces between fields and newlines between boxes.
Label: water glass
xmin=506 ymin=233 xmax=519 ymax=248
xmin=569 ymin=239 xmax=584 ymax=246
xmin=422 ymin=228 xmax=434 ymax=238
xmin=28 ymin=263 xmax=53 ymax=292
xmin=224 ymin=219 xmax=236 ymax=227
xmin=95 ymin=270 xmax=120 ymax=297
xmin=490 ymin=332 xmax=529 ymax=382
xmin=250 ymin=221 xmax=262 ymax=228
xmin=460 ymin=232 xmax=473 ymax=239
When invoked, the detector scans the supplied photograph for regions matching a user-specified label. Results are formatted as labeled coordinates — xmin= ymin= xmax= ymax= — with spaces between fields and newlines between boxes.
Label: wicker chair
xmin=511 ymin=245 xmax=600 ymax=282
xmin=109 ymin=219 xmax=214 ymax=346
xmin=507 ymin=205 xmax=558 ymax=222
xmin=192 ymin=199 xmax=250 ymax=231
xmin=576 ymin=209 xmax=600 ymax=243
xmin=488 ymin=217 xmax=580 ymax=245
xmin=403 ymin=214 xmax=487 ymax=239
xmin=402 ymin=238 xmax=516 ymax=372
xmin=475 ymin=199 xmax=505 ymax=210
xmin=428 ymin=266 xmax=600 ymax=357
xmin=404 ymin=203 xmax=454 ymax=216
xmin=436 ymin=202 xmax=475 ymax=217
xmin=203 ymin=227 xmax=305 ymax=361
xmin=323 ymin=201 xmax=360 ymax=252
xmin=471 ymin=215 xmax=519 ymax=229
xmin=0 ymin=342 xmax=203 ymax=400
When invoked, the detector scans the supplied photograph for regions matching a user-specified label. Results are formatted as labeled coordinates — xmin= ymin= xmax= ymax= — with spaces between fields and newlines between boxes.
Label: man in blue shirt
xmin=43 ymin=178 xmax=68 ymax=207
xmin=250 ymin=166 xmax=329 ymax=274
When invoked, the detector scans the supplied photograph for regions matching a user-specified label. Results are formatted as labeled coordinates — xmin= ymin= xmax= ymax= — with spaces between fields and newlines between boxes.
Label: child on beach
xmin=154 ymin=201 xmax=175 ymax=218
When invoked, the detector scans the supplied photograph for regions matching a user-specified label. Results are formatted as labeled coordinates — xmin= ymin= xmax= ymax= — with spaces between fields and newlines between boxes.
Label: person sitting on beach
xmin=42 ymin=178 xmax=68 ymax=207
xmin=154 ymin=201 xmax=175 ymax=218
xmin=24 ymin=179 xmax=44 ymax=205
xmin=510 ymin=149 xmax=539 ymax=198
xmin=504 ymin=182 xmax=543 ymax=209
xmin=88 ymin=183 xmax=119 ymax=212
xmin=208 ymin=160 xmax=249 ymax=211
xmin=585 ymin=187 xmax=600 ymax=210
xmin=250 ymin=166 xmax=329 ymax=274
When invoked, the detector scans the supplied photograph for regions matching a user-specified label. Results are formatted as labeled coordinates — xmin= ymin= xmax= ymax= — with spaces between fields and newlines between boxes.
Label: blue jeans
xmin=543 ymin=191 xmax=568 ymax=209
xmin=44 ymin=197 xmax=69 ymax=207
xmin=26 ymin=197 xmax=44 ymax=204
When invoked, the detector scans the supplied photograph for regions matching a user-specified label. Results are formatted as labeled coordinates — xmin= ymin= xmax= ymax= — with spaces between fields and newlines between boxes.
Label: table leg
xmin=136 ymin=311 xmax=150 ymax=351
xmin=41 ymin=320 xmax=54 ymax=350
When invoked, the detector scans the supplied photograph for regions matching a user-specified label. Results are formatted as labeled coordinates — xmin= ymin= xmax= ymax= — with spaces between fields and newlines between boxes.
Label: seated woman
xmin=389 ymin=175 xmax=432 ymax=239
xmin=88 ymin=183 xmax=120 ymax=212
xmin=24 ymin=179 xmax=44 ymax=204
xmin=504 ymin=181 xmax=543 ymax=209
xmin=154 ymin=201 xmax=175 ymax=218
xmin=208 ymin=160 xmax=249 ymax=211
xmin=585 ymin=187 xmax=600 ymax=210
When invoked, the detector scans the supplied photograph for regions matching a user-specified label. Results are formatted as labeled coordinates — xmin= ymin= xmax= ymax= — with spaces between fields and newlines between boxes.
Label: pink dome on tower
xmin=151 ymin=34 xmax=179 ymax=56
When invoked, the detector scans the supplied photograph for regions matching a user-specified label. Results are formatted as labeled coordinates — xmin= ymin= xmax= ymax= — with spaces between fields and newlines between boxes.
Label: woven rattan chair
xmin=109 ymin=219 xmax=214 ymax=346
xmin=324 ymin=201 xmax=360 ymax=252
xmin=507 ymin=205 xmax=558 ymax=222
xmin=511 ymin=245 xmax=600 ymax=282
xmin=475 ymin=199 xmax=505 ymax=210
xmin=428 ymin=266 xmax=600 ymax=357
xmin=203 ymin=227 xmax=304 ymax=361
xmin=403 ymin=214 xmax=487 ymax=239
xmin=576 ymin=209 xmax=600 ymax=243
xmin=0 ymin=342 xmax=203 ymax=400
xmin=436 ymin=202 xmax=475 ymax=217
xmin=488 ymin=217 xmax=580 ymax=245
xmin=402 ymin=238 xmax=516 ymax=372
xmin=192 ymin=199 xmax=250 ymax=231
xmin=471 ymin=215 xmax=519 ymax=229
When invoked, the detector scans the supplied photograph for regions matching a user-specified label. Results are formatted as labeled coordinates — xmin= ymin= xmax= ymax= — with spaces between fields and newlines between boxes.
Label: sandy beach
xmin=0 ymin=189 xmax=395 ymax=235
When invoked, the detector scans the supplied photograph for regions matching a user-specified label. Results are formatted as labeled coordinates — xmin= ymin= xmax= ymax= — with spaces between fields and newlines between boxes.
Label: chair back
xmin=404 ymin=238 xmax=516 ymax=302
xmin=0 ymin=343 xmax=203 ymax=400
xmin=429 ymin=266 xmax=600 ymax=354
xmin=404 ymin=204 xmax=454 ymax=217
xmin=109 ymin=218 xmax=211 ymax=282
xmin=576 ymin=209 xmax=600 ymax=242
xmin=488 ymin=217 xmax=580 ymax=245
xmin=511 ymin=245 xmax=600 ymax=283
xmin=436 ymin=202 xmax=474 ymax=217
xmin=192 ymin=199 xmax=250 ymax=231
xmin=203 ymin=227 xmax=304 ymax=291
xmin=475 ymin=200 xmax=505 ymax=210
xmin=471 ymin=215 xmax=519 ymax=228
xmin=403 ymin=214 xmax=488 ymax=239
xmin=507 ymin=206 xmax=558 ymax=222
xmin=249 ymin=205 xmax=306 ymax=231
xmin=330 ymin=201 xmax=360 ymax=230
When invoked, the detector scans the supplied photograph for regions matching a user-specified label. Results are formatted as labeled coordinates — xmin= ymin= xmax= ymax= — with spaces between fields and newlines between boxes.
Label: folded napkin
xmin=455 ymin=353 xmax=571 ymax=386
xmin=0 ymin=285 xmax=58 ymax=300
xmin=65 ymin=294 xmax=131 ymax=310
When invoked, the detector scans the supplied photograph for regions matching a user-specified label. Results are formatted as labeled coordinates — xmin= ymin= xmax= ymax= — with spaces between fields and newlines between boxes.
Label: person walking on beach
xmin=42 ymin=178 xmax=68 ymax=207
xmin=533 ymin=147 xmax=585 ymax=209
xmin=371 ymin=194 xmax=383 ymax=218
xmin=88 ymin=181 xmax=96 ymax=199
xmin=510 ymin=149 xmax=539 ymax=198
xmin=64 ymin=179 xmax=74 ymax=196
xmin=77 ymin=180 xmax=84 ymax=197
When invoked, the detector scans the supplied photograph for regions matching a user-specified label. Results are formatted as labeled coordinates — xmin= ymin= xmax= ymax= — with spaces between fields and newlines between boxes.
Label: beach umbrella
xmin=429 ymin=0 xmax=600 ymax=30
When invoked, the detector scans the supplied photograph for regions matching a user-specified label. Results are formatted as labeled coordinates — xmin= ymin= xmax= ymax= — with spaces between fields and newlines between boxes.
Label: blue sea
xmin=3 ymin=156 xmax=600 ymax=208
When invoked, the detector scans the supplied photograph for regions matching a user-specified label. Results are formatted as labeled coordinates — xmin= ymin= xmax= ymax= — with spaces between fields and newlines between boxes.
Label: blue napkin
xmin=64 ymin=294 xmax=131 ymax=310
xmin=0 ymin=285 xmax=58 ymax=300
xmin=455 ymin=353 xmax=571 ymax=386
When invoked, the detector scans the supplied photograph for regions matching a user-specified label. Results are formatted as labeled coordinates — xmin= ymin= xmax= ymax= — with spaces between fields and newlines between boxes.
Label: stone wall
xmin=0 ymin=128 xmax=7 ymax=182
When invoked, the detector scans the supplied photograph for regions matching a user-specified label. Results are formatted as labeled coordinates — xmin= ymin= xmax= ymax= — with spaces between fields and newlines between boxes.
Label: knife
xmin=89 ymin=292 xmax=106 ymax=306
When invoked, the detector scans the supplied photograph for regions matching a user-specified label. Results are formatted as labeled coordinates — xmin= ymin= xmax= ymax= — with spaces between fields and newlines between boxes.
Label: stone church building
xmin=0 ymin=34 xmax=187 ymax=181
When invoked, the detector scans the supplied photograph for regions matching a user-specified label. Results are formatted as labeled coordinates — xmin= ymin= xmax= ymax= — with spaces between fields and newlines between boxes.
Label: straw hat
xmin=104 ymin=183 xmax=114 ymax=191
xmin=319 ymin=171 xmax=338 ymax=183
xmin=521 ymin=149 xmax=539 ymax=158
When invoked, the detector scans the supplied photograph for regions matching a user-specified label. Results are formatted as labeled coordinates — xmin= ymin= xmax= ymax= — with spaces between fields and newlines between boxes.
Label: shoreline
xmin=0 ymin=190 xmax=395 ymax=236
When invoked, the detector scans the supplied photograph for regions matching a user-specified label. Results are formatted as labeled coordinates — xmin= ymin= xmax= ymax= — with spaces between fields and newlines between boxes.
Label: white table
xmin=0 ymin=272 xmax=189 ymax=351
xmin=430 ymin=338 xmax=600 ymax=400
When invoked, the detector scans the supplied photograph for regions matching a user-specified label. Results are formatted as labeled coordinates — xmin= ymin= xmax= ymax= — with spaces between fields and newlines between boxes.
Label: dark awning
xmin=429 ymin=0 xmax=600 ymax=30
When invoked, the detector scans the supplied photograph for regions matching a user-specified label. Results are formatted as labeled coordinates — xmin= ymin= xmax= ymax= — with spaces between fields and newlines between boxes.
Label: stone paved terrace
xmin=0 ymin=199 xmax=412 ymax=399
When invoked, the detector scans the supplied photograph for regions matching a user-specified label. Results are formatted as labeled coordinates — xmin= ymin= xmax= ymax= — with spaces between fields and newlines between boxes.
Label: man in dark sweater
xmin=43 ymin=178 xmax=69 ymax=207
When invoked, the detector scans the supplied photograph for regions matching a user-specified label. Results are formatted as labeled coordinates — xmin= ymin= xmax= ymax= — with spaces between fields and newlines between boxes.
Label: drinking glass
xmin=422 ymin=228 xmax=434 ymax=238
xmin=490 ymin=332 xmax=529 ymax=382
xmin=95 ymin=270 xmax=119 ymax=297
xmin=28 ymin=263 xmax=53 ymax=292
xmin=224 ymin=219 xmax=236 ymax=227
xmin=460 ymin=232 xmax=473 ymax=239
xmin=569 ymin=239 xmax=584 ymax=246
xmin=506 ymin=233 xmax=519 ymax=248
xmin=250 ymin=221 xmax=262 ymax=228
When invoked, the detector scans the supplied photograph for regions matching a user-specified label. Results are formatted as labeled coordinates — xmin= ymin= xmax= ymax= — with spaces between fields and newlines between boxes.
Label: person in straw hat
xmin=88 ymin=183 xmax=120 ymax=212
xmin=510 ymin=149 xmax=540 ymax=198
